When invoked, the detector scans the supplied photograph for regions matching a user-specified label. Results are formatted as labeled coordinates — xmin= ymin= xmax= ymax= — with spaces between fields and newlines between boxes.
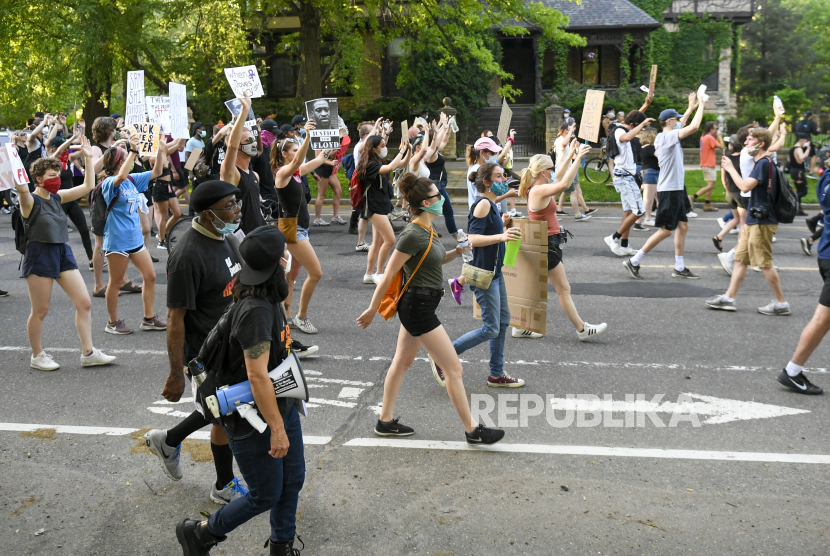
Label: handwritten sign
xmin=145 ymin=96 xmax=171 ymax=133
xmin=649 ymin=65 xmax=658 ymax=97
xmin=497 ymin=98 xmax=513 ymax=145
xmin=169 ymin=82 xmax=189 ymax=140
xmin=125 ymin=71 xmax=146 ymax=128
xmin=0 ymin=146 xmax=17 ymax=191
xmin=224 ymin=65 xmax=264 ymax=99
xmin=129 ymin=123 xmax=161 ymax=157
xmin=5 ymin=143 xmax=29 ymax=186
xmin=577 ymin=89 xmax=606 ymax=144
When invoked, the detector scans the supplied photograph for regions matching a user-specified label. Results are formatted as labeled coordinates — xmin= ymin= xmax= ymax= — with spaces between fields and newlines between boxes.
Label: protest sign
xmin=145 ymin=96 xmax=171 ymax=133
xmin=577 ymin=89 xmax=606 ymax=144
xmin=649 ymin=65 xmax=658 ymax=97
xmin=5 ymin=143 xmax=29 ymax=186
xmin=224 ymin=99 xmax=258 ymax=135
xmin=401 ymin=120 xmax=408 ymax=142
xmin=129 ymin=123 xmax=161 ymax=157
xmin=0 ymin=147 xmax=17 ymax=191
xmin=497 ymin=98 xmax=513 ymax=145
xmin=224 ymin=65 xmax=264 ymax=98
xmin=169 ymin=82 xmax=189 ymax=140
xmin=125 ymin=70 xmax=146 ymax=128
xmin=305 ymin=98 xmax=339 ymax=150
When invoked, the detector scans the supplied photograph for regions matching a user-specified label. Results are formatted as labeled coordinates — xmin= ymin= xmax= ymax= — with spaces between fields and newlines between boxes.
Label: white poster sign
xmin=125 ymin=70 xmax=146 ymax=127
xmin=5 ymin=143 xmax=29 ymax=186
xmin=169 ymin=82 xmax=189 ymax=139
xmin=145 ymin=96 xmax=171 ymax=133
xmin=224 ymin=65 xmax=264 ymax=99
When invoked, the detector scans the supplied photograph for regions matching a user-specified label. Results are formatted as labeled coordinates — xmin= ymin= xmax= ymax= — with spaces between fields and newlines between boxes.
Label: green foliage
xmin=628 ymin=0 xmax=673 ymax=20
xmin=338 ymin=98 xmax=414 ymax=130
xmin=620 ymin=34 xmax=634 ymax=86
xmin=738 ymin=87 xmax=810 ymax=127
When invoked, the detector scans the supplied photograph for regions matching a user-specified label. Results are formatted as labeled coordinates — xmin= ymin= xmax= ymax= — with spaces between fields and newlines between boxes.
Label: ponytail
xmin=518 ymin=154 xmax=553 ymax=199
xmin=465 ymin=144 xmax=480 ymax=166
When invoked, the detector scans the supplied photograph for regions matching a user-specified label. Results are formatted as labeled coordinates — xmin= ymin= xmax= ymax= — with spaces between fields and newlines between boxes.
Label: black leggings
xmin=62 ymin=200 xmax=93 ymax=260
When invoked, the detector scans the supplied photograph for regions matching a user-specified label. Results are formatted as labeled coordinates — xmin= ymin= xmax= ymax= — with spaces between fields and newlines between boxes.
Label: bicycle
xmin=582 ymin=143 xmax=611 ymax=184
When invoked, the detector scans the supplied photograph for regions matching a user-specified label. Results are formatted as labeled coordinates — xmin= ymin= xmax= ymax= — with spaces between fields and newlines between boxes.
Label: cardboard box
xmin=502 ymin=251 xmax=549 ymax=302
xmin=510 ymin=219 xmax=548 ymax=252
xmin=473 ymin=295 xmax=548 ymax=335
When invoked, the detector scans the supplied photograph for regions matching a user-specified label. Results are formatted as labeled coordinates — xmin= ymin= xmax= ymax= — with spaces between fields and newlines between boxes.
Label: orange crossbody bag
xmin=378 ymin=222 xmax=435 ymax=321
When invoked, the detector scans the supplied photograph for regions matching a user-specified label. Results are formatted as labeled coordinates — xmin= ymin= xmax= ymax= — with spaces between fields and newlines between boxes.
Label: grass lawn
xmin=306 ymin=168 xmax=349 ymax=200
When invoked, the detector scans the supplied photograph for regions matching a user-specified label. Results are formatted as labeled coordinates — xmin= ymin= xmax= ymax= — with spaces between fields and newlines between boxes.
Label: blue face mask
xmin=210 ymin=211 xmax=240 ymax=234
xmin=486 ymin=155 xmax=498 ymax=164
xmin=298 ymin=128 xmax=306 ymax=138
xmin=674 ymin=121 xmax=682 ymax=130
xmin=490 ymin=182 xmax=509 ymax=196
xmin=422 ymin=196 xmax=445 ymax=215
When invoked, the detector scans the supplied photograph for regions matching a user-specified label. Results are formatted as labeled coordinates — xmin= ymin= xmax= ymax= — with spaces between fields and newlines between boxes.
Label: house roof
xmin=538 ymin=0 xmax=660 ymax=29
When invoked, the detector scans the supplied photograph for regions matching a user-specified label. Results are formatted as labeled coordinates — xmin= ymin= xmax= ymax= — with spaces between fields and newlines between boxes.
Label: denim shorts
xmin=297 ymin=226 xmax=309 ymax=242
xmin=642 ymin=169 xmax=659 ymax=185
xmin=21 ymin=242 xmax=78 ymax=279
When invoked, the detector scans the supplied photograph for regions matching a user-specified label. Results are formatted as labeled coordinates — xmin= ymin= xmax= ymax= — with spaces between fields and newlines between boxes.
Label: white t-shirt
xmin=613 ymin=126 xmax=635 ymax=174
xmin=739 ymin=149 xmax=755 ymax=198
xmin=654 ymin=130 xmax=684 ymax=192
xmin=467 ymin=163 xmax=480 ymax=207
xmin=353 ymin=140 xmax=363 ymax=161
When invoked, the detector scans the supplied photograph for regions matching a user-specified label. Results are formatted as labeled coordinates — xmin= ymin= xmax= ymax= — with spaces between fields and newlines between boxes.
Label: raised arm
xmin=27 ymin=117 xmax=49 ymax=150
xmin=768 ymin=103 xmax=784 ymax=133
xmin=57 ymin=137 xmax=97 ymax=203
xmin=275 ymin=120 xmax=317 ymax=185
xmin=497 ymin=130 xmax=515 ymax=165
xmin=379 ymin=138 xmax=409 ymax=174
xmin=680 ymin=93 xmax=697 ymax=127
xmin=220 ymin=92 xmax=251 ymax=185
xmin=679 ymin=99 xmax=705 ymax=140
xmin=52 ymin=129 xmax=80 ymax=159
xmin=111 ymin=134 xmax=142 ymax=187
xmin=534 ymin=144 xmax=591 ymax=198
xmin=409 ymin=127 xmax=430 ymax=169
xmin=638 ymin=91 xmax=654 ymax=113
xmin=619 ymin=118 xmax=656 ymax=143
xmin=769 ymin=124 xmax=787 ymax=153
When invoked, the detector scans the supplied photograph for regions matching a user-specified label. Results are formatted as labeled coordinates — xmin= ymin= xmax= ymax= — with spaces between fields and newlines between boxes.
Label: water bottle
xmin=457 ymin=230 xmax=473 ymax=263
xmin=773 ymin=95 xmax=785 ymax=114
xmin=449 ymin=116 xmax=459 ymax=134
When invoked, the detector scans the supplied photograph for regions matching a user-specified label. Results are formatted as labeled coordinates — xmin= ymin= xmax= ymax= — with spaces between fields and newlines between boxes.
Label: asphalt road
xmin=1 ymin=204 xmax=828 ymax=555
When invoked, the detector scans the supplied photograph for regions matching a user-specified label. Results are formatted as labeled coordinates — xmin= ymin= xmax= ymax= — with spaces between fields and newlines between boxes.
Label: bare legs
xmin=105 ymin=249 xmax=157 ymax=323
xmin=284 ymin=239 xmax=323 ymax=320
xmin=26 ymin=270 xmax=92 ymax=356
xmin=365 ymin=214 xmax=395 ymax=276
xmin=548 ymin=264 xmax=584 ymax=332
xmin=791 ymin=305 xmax=830 ymax=365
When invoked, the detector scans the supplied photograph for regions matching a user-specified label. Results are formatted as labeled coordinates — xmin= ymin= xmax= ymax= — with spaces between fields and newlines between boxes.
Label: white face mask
xmin=241 ymin=142 xmax=257 ymax=157
xmin=379 ymin=147 xmax=388 ymax=158
xmin=746 ymin=145 xmax=759 ymax=156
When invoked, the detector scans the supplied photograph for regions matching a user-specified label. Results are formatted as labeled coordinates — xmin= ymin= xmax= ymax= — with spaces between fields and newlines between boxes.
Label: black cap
xmin=35 ymin=111 xmax=44 ymax=118
xmin=190 ymin=180 xmax=240 ymax=213
xmin=796 ymin=132 xmax=810 ymax=141
xmin=279 ymin=124 xmax=295 ymax=135
xmin=239 ymin=226 xmax=286 ymax=285
xmin=805 ymin=111 xmax=813 ymax=117
xmin=292 ymin=114 xmax=307 ymax=126
xmin=260 ymin=119 xmax=279 ymax=134
xmin=49 ymin=137 xmax=65 ymax=149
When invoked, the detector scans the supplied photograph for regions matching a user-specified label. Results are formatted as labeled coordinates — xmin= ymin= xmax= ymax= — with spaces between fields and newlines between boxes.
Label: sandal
xmin=119 ymin=281 xmax=143 ymax=294
xmin=712 ymin=236 xmax=722 ymax=252
xmin=93 ymin=286 xmax=123 ymax=298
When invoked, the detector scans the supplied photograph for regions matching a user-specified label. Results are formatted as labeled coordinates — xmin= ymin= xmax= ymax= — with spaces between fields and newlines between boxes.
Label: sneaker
xmin=632 ymin=223 xmax=649 ymax=231
xmin=144 ymin=429 xmax=183 ymax=481
xmin=512 ymin=327 xmax=543 ymax=338
xmin=729 ymin=228 xmax=738 ymax=234
xmin=487 ymin=372 xmax=525 ymax=387
xmin=355 ymin=243 xmax=371 ymax=252
xmin=210 ymin=478 xmax=248 ymax=505
xmin=717 ymin=252 xmax=734 ymax=276
xmin=465 ymin=424 xmax=504 ymax=445
xmin=686 ymin=211 xmax=698 ymax=218
xmin=705 ymin=294 xmax=736 ymax=312
xmin=577 ymin=322 xmax=607 ymax=341
xmin=30 ymin=351 xmax=60 ymax=371
xmin=703 ymin=202 xmax=718 ymax=212
xmin=374 ymin=418 xmax=414 ymax=436
xmin=584 ymin=208 xmax=598 ymax=215
xmin=555 ymin=210 xmax=567 ymax=215
xmin=363 ymin=273 xmax=375 ymax=284
xmin=716 ymin=217 xmax=726 ymax=230
xmin=604 ymin=234 xmax=620 ymax=253
xmin=448 ymin=278 xmax=463 ymax=305
xmin=175 ymin=518 xmax=224 ymax=555
xmin=151 ymin=255 xmax=160 ymax=263
xmin=348 ymin=225 xmax=358 ymax=235
xmin=371 ymin=274 xmax=382 ymax=285
xmin=105 ymin=319 xmax=133 ymax=335
xmin=622 ymin=259 xmax=643 ymax=280
xmin=574 ymin=214 xmax=592 ymax=222
xmin=313 ymin=218 xmax=330 ymax=226
xmin=642 ymin=218 xmax=655 ymax=227
xmin=672 ymin=267 xmax=699 ymax=279
xmin=777 ymin=370 xmax=823 ymax=395
xmin=81 ymin=348 xmax=116 ymax=367
xmin=752 ymin=265 xmax=780 ymax=272
xmin=293 ymin=315 xmax=318 ymax=334
xmin=807 ymin=214 xmax=821 ymax=234
xmin=331 ymin=216 xmax=347 ymax=225
xmin=1 ymin=207 xmax=10 ymax=214
xmin=808 ymin=173 xmax=820 ymax=180
xmin=687 ymin=194 xmax=696 ymax=209
xmin=801 ymin=238 xmax=812 ymax=256
xmin=622 ymin=246 xmax=637 ymax=256
xmin=141 ymin=315 xmax=168 ymax=331
xmin=0 ymin=289 xmax=7 ymax=297
xmin=772 ymin=235 xmax=777 ymax=243
xmin=428 ymin=354 xmax=446 ymax=388
xmin=87 ymin=261 xmax=94 ymax=271
xmin=157 ymin=239 xmax=168 ymax=250
xmin=611 ymin=244 xmax=629 ymax=257
xmin=758 ymin=300 xmax=790 ymax=316
xmin=291 ymin=339 xmax=318 ymax=358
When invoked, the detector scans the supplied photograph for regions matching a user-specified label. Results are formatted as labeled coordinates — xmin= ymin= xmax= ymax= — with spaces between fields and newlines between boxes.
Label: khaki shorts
xmin=734 ymin=224 xmax=777 ymax=268
xmin=702 ymin=166 xmax=717 ymax=182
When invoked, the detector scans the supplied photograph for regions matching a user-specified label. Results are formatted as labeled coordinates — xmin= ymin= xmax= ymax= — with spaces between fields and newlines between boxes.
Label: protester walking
xmin=689 ymin=121 xmax=724 ymax=212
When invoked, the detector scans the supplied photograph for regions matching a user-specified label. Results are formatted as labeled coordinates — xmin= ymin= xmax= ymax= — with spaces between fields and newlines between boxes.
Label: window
xmin=566 ymin=46 xmax=621 ymax=87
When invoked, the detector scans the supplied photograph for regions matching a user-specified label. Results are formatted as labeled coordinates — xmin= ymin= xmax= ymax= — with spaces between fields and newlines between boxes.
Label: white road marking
xmin=308 ymin=397 xmax=356 ymax=408
xmin=153 ymin=397 xmax=195 ymax=405
xmin=344 ymin=438 xmax=830 ymax=465
xmin=338 ymin=387 xmax=364 ymax=399
xmin=148 ymin=407 xmax=194 ymax=418
xmin=548 ymin=393 xmax=809 ymax=424
xmin=307 ymin=377 xmax=374 ymax=387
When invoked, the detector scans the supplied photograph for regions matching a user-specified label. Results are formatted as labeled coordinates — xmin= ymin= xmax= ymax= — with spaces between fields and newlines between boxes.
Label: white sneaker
xmin=508 ymin=209 xmax=523 ymax=218
xmin=753 ymin=265 xmax=780 ymax=272
xmin=716 ymin=217 xmax=726 ymax=230
xmin=293 ymin=315 xmax=318 ymax=334
xmin=355 ymin=243 xmax=371 ymax=252
xmin=81 ymin=348 xmax=116 ymax=367
xmin=363 ymin=274 xmax=375 ymax=284
xmin=717 ymin=252 xmax=734 ymax=276
xmin=622 ymin=246 xmax=637 ymax=256
xmin=772 ymin=235 xmax=777 ymax=243
xmin=511 ymin=328 xmax=543 ymax=339
xmin=729 ymin=228 xmax=739 ymax=235
xmin=604 ymin=234 xmax=620 ymax=253
xmin=611 ymin=245 xmax=629 ymax=257
xmin=30 ymin=351 xmax=60 ymax=371
xmin=686 ymin=211 xmax=698 ymax=218
xmin=577 ymin=322 xmax=607 ymax=342
xmin=643 ymin=218 xmax=656 ymax=227
xmin=371 ymin=274 xmax=383 ymax=285
xmin=313 ymin=218 xmax=330 ymax=226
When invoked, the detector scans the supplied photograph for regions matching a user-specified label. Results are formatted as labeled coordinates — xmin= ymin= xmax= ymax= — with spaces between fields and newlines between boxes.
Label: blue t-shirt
xmin=468 ymin=197 xmax=505 ymax=279
xmin=102 ymin=171 xmax=152 ymax=252
xmin=816 ymin=172 xmax=830 ymax=260
xmin=745 ymin=157 xmax=778 ymax=226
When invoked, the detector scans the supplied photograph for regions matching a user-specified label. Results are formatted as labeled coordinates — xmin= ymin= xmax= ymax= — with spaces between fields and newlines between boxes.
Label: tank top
xmin=415 ymin=161 xmax=430 ymax=179
xmin=527 ymin=196 xmax=560 ymax=236
xmin=276 ymin=171 xmax=311 ymax=230
xmin=425 ymin=153 xmax=447 ymax=182
xmin=237 ymin=166 xmax=265 ymax=235
xmin=26 ymin=193 xmax=69 ymax=244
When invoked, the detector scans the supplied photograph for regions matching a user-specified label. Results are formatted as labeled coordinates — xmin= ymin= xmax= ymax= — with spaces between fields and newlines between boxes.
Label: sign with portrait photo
xmin=305 ymin=98 xmax=339 ymax=150
xmin=224 ymin=99 xmax=258 ymax=136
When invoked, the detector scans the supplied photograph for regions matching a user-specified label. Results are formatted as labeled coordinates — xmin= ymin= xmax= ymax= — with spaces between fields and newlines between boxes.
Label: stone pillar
xmin=718 ymin=46 xmax=736 ymax=118
xmin=545 ymin=95 xmax=563 ymax=154
xmin=438 ymin=97 xmax=458 ymax=160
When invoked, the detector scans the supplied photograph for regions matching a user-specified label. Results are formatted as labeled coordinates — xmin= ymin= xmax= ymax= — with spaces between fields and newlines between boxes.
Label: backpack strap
xmin=396 ymin=222 xmax=435 ymax=302
xmin=765 ymin=156 xmax=774 ymax=192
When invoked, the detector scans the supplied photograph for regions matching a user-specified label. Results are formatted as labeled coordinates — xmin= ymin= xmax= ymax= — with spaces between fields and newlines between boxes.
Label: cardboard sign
xmin=224 ymin=65 xmax=264 ymax=98
xmin=169 ymin=82 xmax=189 ymax=140
xmin=0 ymin=146 xmax=18 ymax=191
xmin=125 ymin=70 xmax=146 ymax=128
xmin=129 ymin=123 xmax=161 ymax=157
xmin=577 ymin=89 xmax=606 ymax=144
xmin=401 ymin=120 xmax=408 ymax=142
xmin=305 ymin=98 xmax=339 ymax=150
xmin=648 ymin=65 xmax=658 ymax=97
xmin=5 ymin=143 xmax=29 ymax=185
xmin=145 ymin=96 xmax=171 ymax=133
xmin=224 ymin=99 xmax=257 ymax=133
xmin=184 ymin=147 xmax=202 ymax=171
xmin=497 ymin=98 xmax=513 ymax=145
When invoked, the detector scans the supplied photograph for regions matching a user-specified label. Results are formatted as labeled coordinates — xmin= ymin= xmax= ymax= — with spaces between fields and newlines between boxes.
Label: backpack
xmin=763 ymin=156 xmax=798 ymax=224
xmin=605 ymin=123 xmax=622 ymax=159
xmin=796 ymin=120 xmax=811 ymax=135
xmin=11 ymin=196 xmax=41 ymax=255
xmin=349 ymin=166 xmax=364 ymax=210
xmin=89 ymin=175 xmax=133 ymax=232
xmin=342 ymin=153 xmax=356 ymax=180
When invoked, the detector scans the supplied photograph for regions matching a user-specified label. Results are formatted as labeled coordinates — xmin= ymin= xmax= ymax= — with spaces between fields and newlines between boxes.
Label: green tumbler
xmin=503 ymin=237 xmax=521 ymax=267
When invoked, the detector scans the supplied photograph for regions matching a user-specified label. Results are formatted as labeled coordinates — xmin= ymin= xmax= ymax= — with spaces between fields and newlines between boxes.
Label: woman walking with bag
xmin=357 ymin=174 xmax=505 ymax=445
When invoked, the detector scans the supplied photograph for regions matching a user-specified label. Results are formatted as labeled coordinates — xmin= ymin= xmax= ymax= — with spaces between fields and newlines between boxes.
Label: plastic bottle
xmin=449 ymin=116 xmax=459 ymax=134
xmin=774 ymin=95 xmax=785 ymax=114
xmin=457 ymin=230 xmax=473 ymax=263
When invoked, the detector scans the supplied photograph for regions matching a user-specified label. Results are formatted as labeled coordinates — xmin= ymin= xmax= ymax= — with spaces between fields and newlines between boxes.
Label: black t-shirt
xmin=206 ymin=140 xmax=227 ymax=176
xmin=640 ymin=145 xmax=659 ymax=171
xmin=746 ymin=156 xmax=778 ymax=226
xmin=236 ymin=166 xmax=265 ymax=234
xmin=631 ymin=137 xmax=642 ymax=165
xmin=252 ymin=145 xmax=276 ymax=200
xmin=425 ymin=153 xmax=447 ymax=182
xmin=59 ymin=167 xmax=74 ymax=191
xmin=724 ymin=153 xmax=742 ymax=194
xmin=789 ymin=145 xmax=808 ymax=173
xmin=167 ymin=223 xmax=241 ymax=362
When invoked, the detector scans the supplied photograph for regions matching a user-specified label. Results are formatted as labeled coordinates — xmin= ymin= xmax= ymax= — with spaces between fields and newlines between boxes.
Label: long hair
xmin=640 ymin=127 xmax=658 ymax=147
xmin=96 ymin=145 xmax=127 ymax=182
xmin=231 ymin=265 xmax=289 ymax=305
xmin=270 ymin=138 xmax=299 ymax=172
xmin=519 ymin=154 xmax=553 ymax=199
xmin=398 ymin=174 xmax=434 ymax=217
xmin=468 ymin=163 xmax=500 ymax=194
xmin=357 ymin=135 xmax=384 ymax=182
xmin=465 ymin=144 xmax=480 ymax=166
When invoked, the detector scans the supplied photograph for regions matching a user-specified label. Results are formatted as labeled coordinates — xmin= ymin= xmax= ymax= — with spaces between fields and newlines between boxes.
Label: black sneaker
xmin=87 ymin=261 xmax=94 ymax=271
xmin=374 ymin=418 xmax=414 ymax=436
xmin=632 ymin=223 xmax=647 ymax=231
xmin=151 ymin=255 xmax=160 ymax=263
xmin=176 ymin=518 xmax=225 ymax=556
xmin=806 ymin=214 xmax=821 ymax=234
xmin=777 ymin=370 xmax=823 ymax=395
xmin=672 ymin=268 xmax=699 ymax=280
xmin=348 ymin=225 xmax=358 ymax=235
xmin=291 ymin=339 xmax=318 ymax=359
xmin=0 ymin=289 xmax=8 ymax=297
xmin=623 ymin=259 xmax=643 ymax=280
xmin=465 ymin=424 xmax=505 ymax=445
xmin=158 ymin=239 xmax=168 ymax=250
xmin=800 ymin=238 xmax=812 ymax=256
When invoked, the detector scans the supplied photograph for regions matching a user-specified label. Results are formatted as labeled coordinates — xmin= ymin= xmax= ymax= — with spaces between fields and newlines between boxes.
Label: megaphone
xmin=204 ymin=351 xmax=309 ymax=433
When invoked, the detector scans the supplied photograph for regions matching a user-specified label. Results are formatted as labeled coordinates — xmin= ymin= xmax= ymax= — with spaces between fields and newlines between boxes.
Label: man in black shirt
xmin=797 ymin=111 xmax=820 ymax=177
xmin=221 ymin=93 xmax=266 ymax=234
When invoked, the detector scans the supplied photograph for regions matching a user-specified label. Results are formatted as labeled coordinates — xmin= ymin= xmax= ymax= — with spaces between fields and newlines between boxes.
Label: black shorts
xmin=152 ymin=180 xmax=174 ymax=202
xmin=143 ymin=189 xmax=153 ymax=207
xmin=819 ymin=258 xmax=830 ymax=308
xmin=398 ymin=289 xmax=442 ymax=337
xmin=21 ymin=242 xmax=77 ymax=279
xmin=363 ymin=185 xmax=392 ymax=218
xmin=725 ymin=189 xmax=741 ymax=210
xmin=547 ymin=235 xmax=563 ymax=270
xmin=314 ymin=164 xmax=334 ymax=179
xmin=654 ymin=190 xmax=691 ymax=231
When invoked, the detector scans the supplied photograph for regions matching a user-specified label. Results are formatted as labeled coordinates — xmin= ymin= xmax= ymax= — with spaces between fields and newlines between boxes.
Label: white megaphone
xmin=204 ymin=351 xmax=309 ymax=433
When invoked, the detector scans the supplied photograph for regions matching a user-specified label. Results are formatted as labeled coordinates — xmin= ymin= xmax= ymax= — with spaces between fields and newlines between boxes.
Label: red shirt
xmin=700 ymin=134 xmax=718 ymax=168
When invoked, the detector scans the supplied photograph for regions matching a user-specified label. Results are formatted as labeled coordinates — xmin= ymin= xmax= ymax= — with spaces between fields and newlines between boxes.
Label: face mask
xmin=547 ymin=171 xmax=556 ymax=184
xmin=674 ymin=121 xmax=682 ymax=130
xmin=241 ymin=142 xmax=258 ymax=157
xmin=486 ymin=155 xmax=498 ymax=164
xmin=606 ymin=112 xmax=615 ymax=119
xmin=200 ymin=130 xmax=206 ymax=138
xmin=379 ymin=147 xmax=388 ymax=158
xmin=42 ymin=176 xmax=61 ymax=194
xmin=490 ymin=182 xmax=509 ymax=196
xmin=298 ymin=128 xmax=306 ymax=138
xmin=746 ymin=145 xmax=759 ymax=156
xmin=209 ymin=211 xmax=240 ymax=234
xmin=422 ymin=196 xmax=444 ymax=215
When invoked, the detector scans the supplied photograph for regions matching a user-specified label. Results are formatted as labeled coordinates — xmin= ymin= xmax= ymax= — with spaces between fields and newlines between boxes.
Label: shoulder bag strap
xmin=396 ymin=222 xmax=435 ymax=301
xmin=766 ymin=156 xmax=774 ymax=191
